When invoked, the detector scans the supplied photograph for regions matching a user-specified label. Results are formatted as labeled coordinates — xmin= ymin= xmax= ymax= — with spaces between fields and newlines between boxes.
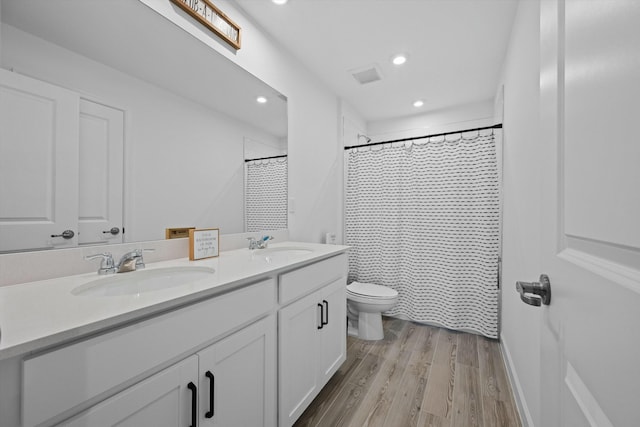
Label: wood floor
xmin=294 ymin=317 xmax=521 ymax=427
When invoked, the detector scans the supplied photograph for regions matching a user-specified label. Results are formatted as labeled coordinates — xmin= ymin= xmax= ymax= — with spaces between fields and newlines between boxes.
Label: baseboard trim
xmin=500 ymin=334 xmax=535 ymax=427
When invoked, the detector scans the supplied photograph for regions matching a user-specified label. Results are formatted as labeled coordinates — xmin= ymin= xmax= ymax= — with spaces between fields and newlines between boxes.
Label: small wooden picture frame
xmin=166 ymin=227 xmax=195 ymax=239
xmin=189 ymin=228 xmax=219 ymax=260
xmin=170 ymin=0 xmax=242 ymax=50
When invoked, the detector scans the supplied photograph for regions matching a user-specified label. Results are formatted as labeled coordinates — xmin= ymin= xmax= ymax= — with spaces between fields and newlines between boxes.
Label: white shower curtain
xmin=245 ymin=157 xmax=288 ymax=232
xmin=345 ymin=131 xmax=500 ymax=338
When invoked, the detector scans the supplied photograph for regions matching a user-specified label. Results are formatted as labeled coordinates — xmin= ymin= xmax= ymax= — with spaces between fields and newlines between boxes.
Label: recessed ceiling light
xmin=392 ymin=54 xmax=407 ymax=65
xmin=272 ymin=0 xmax=288 ymax=5
xmin=413 ymin=100 xmax=424 ymax=108
xmin=256 ymin=96 xmax=268 ymax=104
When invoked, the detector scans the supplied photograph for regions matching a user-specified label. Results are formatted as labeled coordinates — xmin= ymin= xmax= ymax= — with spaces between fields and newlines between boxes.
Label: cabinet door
xmin=62 ymin=355 xmax=198 ymax=427
xmin=319 ymin=278 xmax=347 ymax=386
xmin=0 ymin=68 xmax=79 ymax=251
xmin=278 ymin=291 xmax=323 ymax=426
xmin=198 ymin=315 xmax=276 ymax=427
xmin=78 ymin=99 xmax=124 ymax=246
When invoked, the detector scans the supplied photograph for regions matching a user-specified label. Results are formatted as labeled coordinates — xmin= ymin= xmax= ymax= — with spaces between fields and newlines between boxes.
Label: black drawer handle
xmin=322 ymin=300 xmax=329 ymax=326
xmin=187 ymin=381 xmax=197 ymax=427
xmin=317 ymin=303 xmax=324 ymax=329
xmin=205 ymin=371 xmax=215 ymax=418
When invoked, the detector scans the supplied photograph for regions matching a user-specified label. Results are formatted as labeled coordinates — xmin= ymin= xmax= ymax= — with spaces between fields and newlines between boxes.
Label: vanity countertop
xmin=0 ymin=241 xmax=348 ymax=361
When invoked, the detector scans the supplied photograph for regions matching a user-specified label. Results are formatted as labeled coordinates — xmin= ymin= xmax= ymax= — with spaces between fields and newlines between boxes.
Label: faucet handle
xmin=247 ymin=237 xmax=259 ymax=250
xmin=257 ymin=235 xmax=274 ymax=249
xmin=135 ymin=248 xmax=155 ymax=269
xmin=85 ymin=252 xmax=116 ymax=275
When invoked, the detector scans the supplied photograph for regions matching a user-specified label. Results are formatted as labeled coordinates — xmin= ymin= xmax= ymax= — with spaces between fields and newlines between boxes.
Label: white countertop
xmin=0 ymin=241 xmax=348 ymax=361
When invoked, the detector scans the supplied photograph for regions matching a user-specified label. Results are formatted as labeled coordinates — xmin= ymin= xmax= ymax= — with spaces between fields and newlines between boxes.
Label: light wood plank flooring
xmin=294 ymin=317 xmax=521 ymax=427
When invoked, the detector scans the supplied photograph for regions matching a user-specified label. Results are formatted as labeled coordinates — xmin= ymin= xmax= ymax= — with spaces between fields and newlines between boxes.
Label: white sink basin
xmin=249 ymin=246 xmax=313 ymax=263
xmin=72 ymin=266 xmax=216 ymax=297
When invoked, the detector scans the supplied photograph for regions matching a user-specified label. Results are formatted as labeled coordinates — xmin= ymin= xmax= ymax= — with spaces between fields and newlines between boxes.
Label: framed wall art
xmin=171 ymin=0 xmax=242 ymax=49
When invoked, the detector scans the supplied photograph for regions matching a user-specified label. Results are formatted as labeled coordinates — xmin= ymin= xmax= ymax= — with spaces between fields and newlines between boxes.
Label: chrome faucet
xmin=86 ymin=249 xmax=155 ymax=274
xmin=116 ymin=250 xmax=142 ymax=273
xmin=115 ymin=248 xmax=154 ymax=273
xmin=247 ymin=236 xmax=274 ymax=250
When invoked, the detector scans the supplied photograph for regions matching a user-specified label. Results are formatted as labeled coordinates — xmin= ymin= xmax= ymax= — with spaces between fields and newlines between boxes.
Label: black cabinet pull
xmin=205 ymin=371 xmax=215 ymax=418
xmin=187 ymin=382 xmax=197 ymax=427
xmin=322 ymin=300 xmax=329 ymax=326
xmin=317 ymin=303 xmax=324 ymax=329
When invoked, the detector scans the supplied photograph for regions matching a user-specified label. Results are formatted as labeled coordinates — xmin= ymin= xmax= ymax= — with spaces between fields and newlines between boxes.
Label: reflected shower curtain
xmin=345 ymin=132 xmax=500 ymax=338
xmin=245 ymin=157 xmax=288 ymax=232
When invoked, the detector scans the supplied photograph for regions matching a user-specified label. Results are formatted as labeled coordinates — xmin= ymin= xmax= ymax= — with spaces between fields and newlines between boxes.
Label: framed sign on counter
xmin=189 ymin=228 xmax=219 ymax=260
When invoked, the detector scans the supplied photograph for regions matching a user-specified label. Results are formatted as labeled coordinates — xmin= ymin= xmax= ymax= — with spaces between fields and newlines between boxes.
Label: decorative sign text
xmin=189 ymin=228 xmax=219 ymax=260
xmin=171 ymin=0 xmax=241 ymax=50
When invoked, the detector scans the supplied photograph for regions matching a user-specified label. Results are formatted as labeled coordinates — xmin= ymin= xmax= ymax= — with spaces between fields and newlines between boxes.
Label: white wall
xmin=339 ymin=100 xmax=367 ymax=244
xmin=1 ymin=24 xmax=280 ymax=241
xmin=244 ymin=137 xmax=287 ymax=160
xmin=498 ymin=1 xmax=541 ymax=426
xmin=367 ymin=99 xmax=495 ymax=142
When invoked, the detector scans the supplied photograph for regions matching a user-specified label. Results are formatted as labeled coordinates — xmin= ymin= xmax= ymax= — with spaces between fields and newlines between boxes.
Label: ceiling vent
xmin=350 ymin=64 xmax=383 ymax=85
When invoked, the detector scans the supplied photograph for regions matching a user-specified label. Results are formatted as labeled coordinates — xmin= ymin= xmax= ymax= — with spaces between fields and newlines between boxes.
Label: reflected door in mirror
xmin=0 ymin=70 xmax=124 ymax=252
xmin=0 ymin=69 xmax=79 ymax=252
xmin=78 ymin=99 xmax=124 ymax=246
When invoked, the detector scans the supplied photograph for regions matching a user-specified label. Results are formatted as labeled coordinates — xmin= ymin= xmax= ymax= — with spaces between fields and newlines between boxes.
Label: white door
xmin=197 ymin=315 xmax=276 ymax=427
xmin=62 ymin=355 xmax=198 ymax=427
xmin=537 ymin=1 xmax=640 ymax=426
xmin=0 ymin=68 xmax=79 ymax=251
xmin=278 ymin=290 xmax=323 ymax=426
xmin=78 ymin=99 xmax=124 ymax=246
xmin=319 ymin=278 xmax=346 ymax=383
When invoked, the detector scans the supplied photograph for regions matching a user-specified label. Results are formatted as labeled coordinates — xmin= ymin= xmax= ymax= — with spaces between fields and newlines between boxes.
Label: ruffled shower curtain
xmin=245 ymin=157 xmax=288 ymax=232
xmin=345 ymin=131 xmax=500 ymax=338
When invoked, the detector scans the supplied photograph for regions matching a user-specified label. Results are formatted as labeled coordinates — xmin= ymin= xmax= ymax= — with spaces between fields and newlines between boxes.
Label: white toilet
xmin=346 ymin=281 xmax=399 ymax=340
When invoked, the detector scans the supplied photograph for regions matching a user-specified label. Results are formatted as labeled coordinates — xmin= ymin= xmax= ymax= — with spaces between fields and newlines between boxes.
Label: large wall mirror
xmin=0 ymin=0 xmax=287 ymax=253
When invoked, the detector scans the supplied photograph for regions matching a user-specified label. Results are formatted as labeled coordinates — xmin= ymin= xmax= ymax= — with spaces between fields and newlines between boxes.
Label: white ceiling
xmin=234 ymin=0 xmax=518 ymax=123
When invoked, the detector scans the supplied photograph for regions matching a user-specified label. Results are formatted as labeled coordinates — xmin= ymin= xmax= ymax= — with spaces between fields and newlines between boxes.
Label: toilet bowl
xmin=346 ymin=281 xmax=398 ymax=340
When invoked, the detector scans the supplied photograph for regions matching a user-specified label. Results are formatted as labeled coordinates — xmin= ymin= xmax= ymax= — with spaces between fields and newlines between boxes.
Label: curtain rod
xmin=244 ymin=154 xmax=288 ymax=163
xmin=344 ymin=123 xmax=503 ymax=150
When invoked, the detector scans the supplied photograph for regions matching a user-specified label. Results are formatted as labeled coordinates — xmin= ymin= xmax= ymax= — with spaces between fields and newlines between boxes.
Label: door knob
xmin=102 ymin=227 xmax=120 ymax=235
xmin=516 ymin=274 xmax=551 ymax=306
xmin=50 ymin=229 xmax=75 ymax=239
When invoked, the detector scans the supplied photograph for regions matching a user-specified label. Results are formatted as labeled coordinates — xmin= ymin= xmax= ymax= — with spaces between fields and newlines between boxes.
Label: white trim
xmin=565 ymin=362 xmax=614 ymax=427
xmin=500 ymin=334 xmax=534 ymax=427
xmin=559 ymin=248 xmax=640 ymax=295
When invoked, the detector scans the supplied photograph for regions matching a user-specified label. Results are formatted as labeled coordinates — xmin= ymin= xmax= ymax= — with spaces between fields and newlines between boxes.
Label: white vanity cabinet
xmin=18 ymin=279 xmax=277 ymax=427
xmin=278 ymin=254 xmax=348 ymax=427
xmin=0 ymin=246 xmax=349 ymax=427
xmin=60 ymin=315 xmax=276 ymax=427
xmin=60 ymin=355 xmax=199 ymax=427
xmin=196 ymin=314 xmax=276 ymax=427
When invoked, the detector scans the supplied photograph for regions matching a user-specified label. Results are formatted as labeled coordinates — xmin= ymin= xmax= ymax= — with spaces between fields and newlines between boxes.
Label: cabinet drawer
xmin=279 ymin=254 xmax=347 ymax=305
xmin=22 ymin=279 xmax=276 ymax=427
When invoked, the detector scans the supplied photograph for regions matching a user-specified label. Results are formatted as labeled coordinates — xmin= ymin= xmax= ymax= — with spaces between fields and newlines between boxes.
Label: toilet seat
xmin=347 ymin=281 xmax=398 ymax=302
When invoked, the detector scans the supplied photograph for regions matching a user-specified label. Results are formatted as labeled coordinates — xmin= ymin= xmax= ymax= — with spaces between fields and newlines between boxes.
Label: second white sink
xmin=249 ymin=246 xmax=313 ymax=263
xmin=72 ymin=266 xmax=216 ymax=297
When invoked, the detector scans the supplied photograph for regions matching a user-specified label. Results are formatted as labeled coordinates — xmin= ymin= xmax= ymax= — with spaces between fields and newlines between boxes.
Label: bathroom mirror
xmin=0 ymin=0 xmax=288 ymax=253
xmin=243 ymin=138 xmax=288 ymax=233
